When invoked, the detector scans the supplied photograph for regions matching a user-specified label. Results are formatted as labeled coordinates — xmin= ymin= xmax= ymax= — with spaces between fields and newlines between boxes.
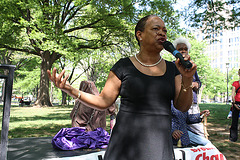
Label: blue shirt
xmin=171 ymin=105 xmax=202 ymax=147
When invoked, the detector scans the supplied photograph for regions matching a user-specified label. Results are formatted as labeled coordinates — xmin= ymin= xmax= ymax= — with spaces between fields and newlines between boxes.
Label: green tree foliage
xmin=188 ymin=38 xmax=227 ymax=101
xmin=13 ymin=56 xmax=41 ymax=96
xmin=0 ymin=49 xmax=41 ymax=98
xmin=200 ymin=67 xmax=238 ymax=102
xmin=177 ymin=0 xmax=240 ymax=101
xmin=0 ymin=0 xmax=181 ymax=106
xmin=228 ymin=68 xmax=239 ymax=92
xmin=184 ymin=0 xmax=240 ymax=38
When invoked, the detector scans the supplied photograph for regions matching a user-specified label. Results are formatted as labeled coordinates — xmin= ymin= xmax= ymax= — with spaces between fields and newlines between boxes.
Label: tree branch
xmin=63 ymin=1 xmax=134 ymax=34
xmin=0 ymin=44 xmax=38 ymax=55
xmin=76 ymin=41 xmax=121 ymax=50
xmin=70 ymin=65 xmax=90 ymax=85
xmin=63 ymin=18 xmax=104 ymax=34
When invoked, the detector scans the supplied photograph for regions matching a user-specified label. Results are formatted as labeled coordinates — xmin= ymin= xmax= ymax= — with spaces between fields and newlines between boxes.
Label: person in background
xmin=70 ymin=80 xmax=116 ymax=132
xmin=173 ymin=37 xmax=205 ymax=137
xmin=229 ymin=68 xmax=240 ymax=142
xmin=171 ymin=105 xmax=211 ymax=147
xmin=109 ymin=97 xmax=120 ymax=134
xmin=48 ymin=15 xmax=197 ymax=160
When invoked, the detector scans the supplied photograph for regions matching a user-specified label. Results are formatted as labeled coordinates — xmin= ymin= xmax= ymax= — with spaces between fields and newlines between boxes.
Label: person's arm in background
xmin=187 ymin=110 xmax=210 ymax=124
xmin=231 ymin=85 xmax=240 ymax=110
xmin=192 ymin=71 xmax=201 ymax=92
xmin=232 ymin=85 xmax=236 ymax=104
xmin=171 ymin=105 xmax=183 ymax=142
xmin=171 ymin=115 xmax=182 ymax=141
xmin=186 ymin=112 xmax=201 ymax=124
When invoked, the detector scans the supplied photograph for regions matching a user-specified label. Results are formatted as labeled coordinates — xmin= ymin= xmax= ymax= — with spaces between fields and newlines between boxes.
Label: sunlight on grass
xmin=0 ymin=105 xmax=112 ymax=139
xmin=200 ymin=103 xmax=231 ymax=125
xmin=1 ymin=106 xmax=73 ymax=138
xmin=200 ymin=103 xmax=240 ymax=160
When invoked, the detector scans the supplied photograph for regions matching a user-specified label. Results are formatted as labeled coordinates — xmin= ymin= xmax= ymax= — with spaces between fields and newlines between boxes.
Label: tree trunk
xmin=198 ymin=84 xmax=205 ymax=104
xmin=61 ymin=91 xmax=67 ymax=105
xmin=61 ymin=65 xmax=76 ymax=105
xmin=34 ymin=51 xmax=53 ymax=107
xmin=50 ymin=81 xmax=54 ymax=102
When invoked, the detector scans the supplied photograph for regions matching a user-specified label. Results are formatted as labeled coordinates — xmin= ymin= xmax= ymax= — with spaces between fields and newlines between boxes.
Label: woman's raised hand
xmin=47 ymin=67 xmax=72 ymax=93
xmin=175 ymin=54 xmax=197 ymax=78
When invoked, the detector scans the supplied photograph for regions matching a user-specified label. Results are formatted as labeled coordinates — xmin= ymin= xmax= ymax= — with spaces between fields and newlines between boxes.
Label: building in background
xmin=195 ymin=26 xmax=240 ymax=103
xmin=194 ymin=1 xmax=240 ymax=73
xmin=196 ymin=26 xmax=240 ymax=73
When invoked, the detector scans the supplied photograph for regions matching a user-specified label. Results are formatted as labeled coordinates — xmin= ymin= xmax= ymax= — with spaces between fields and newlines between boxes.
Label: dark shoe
xmin=229 ymin=138 xmax=237 ymax=142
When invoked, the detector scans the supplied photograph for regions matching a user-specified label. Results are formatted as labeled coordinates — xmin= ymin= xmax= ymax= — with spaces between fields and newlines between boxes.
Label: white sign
xmin=174 ymin=143 xmax=226 ymax=160
xmin=47 ymin=143 xmax=226 ymax=160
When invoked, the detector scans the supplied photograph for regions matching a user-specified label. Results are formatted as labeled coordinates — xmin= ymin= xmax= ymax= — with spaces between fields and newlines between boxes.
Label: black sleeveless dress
xmin=104 ymin=58 xmax=180 ymax=160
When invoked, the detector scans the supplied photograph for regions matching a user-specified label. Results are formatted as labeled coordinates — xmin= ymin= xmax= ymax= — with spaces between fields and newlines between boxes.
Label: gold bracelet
xmin=77 ymin=90 xmax=81 ymax=99
xmin=181 ymin=82 xmax=193 ymax=92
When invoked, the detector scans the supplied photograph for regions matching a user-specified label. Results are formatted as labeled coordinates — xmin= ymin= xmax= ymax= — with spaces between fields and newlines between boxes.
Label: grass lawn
xmin=6 ymin=105 xmax=73 ymax=138
xmin=0 ymin=105 xmax=111 ymax=139
xmin=0 ymin=103 xmax=239 ymax=159
xmin=200 ymin=103 xmax=240 ymax=160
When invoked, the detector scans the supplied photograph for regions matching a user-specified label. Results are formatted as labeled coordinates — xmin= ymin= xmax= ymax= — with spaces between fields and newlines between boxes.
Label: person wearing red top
xmin=229 ymin=68 xmax=240 ymax=142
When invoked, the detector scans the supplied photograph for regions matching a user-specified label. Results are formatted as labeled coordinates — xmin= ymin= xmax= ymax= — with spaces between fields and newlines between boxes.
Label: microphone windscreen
xmin=163 ymin=41 xmax=176 ymax=53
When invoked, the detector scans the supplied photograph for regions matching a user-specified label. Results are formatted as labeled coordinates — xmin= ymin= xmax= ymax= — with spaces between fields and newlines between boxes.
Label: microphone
xmin=163 ymin=41 xmax=192 ymax=69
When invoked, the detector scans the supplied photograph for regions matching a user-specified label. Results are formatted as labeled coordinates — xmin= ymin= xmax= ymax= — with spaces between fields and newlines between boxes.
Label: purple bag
xmin=52 ymin=127 xmax=110 ymax=150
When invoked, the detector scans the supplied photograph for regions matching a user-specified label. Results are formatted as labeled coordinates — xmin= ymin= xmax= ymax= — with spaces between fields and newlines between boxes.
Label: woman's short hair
xmin=135 ymin=15 xmax=157 ymax=46
xmin=173 ymin=37 xmax=191 ymax=52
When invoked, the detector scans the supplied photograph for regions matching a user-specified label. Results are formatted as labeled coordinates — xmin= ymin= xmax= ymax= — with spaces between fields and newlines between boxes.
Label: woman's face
xmin=176 ymin=43 xmax=188 ymax=57
xmin=137 ymin=16 xmax=167 ymax=51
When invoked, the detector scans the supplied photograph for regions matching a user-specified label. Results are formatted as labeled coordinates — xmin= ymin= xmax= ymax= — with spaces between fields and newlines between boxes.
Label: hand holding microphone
xmin=163 ymin=41 xmax=192 ymax=69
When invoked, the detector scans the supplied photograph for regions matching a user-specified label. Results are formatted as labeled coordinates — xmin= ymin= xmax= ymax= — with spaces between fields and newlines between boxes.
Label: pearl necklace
xmin=135 ymin=53 xmax=162 ymax=67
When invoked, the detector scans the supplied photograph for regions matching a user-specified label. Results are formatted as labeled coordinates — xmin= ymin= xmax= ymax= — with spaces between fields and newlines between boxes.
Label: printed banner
xmin=174 ymin=143 xmax=226 ymax=160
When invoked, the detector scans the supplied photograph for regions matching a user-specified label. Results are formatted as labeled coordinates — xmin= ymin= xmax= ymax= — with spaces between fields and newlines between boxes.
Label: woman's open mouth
xmin=158 ymin=37 xmax=166 ymax=44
